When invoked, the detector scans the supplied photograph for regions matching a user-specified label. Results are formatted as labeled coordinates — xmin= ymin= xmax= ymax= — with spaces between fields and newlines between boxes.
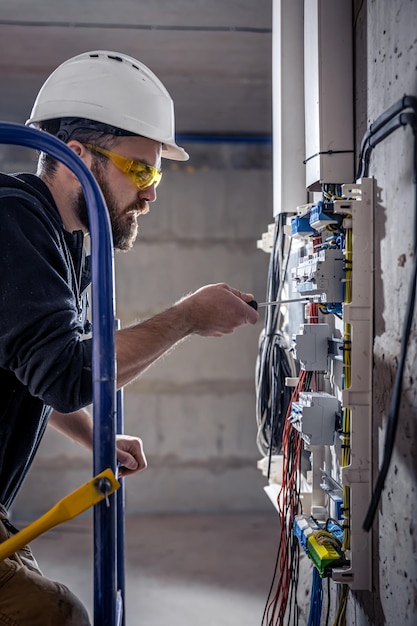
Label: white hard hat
xmin=26 ymin=50 xmax=189 ymax=161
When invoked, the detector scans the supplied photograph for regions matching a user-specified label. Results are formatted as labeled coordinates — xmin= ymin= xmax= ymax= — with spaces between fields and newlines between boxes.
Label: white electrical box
xmin=289 ymin=391 xmax=339 ymax=446
xmin=272 ymin=0 xmax=306 ymax=215
xmin=295 ymin=323 xmax=330 ymax=371
xmin=304 ymin=0 xmax=354 ymax=188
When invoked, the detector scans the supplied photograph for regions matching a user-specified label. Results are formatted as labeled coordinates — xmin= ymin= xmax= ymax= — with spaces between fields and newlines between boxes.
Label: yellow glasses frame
xmin=83 ymin=143 xmax=162 ymax=190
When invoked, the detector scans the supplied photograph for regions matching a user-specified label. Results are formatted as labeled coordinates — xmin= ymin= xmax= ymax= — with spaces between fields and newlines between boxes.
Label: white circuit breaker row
xmin=292 ymin=249 xmax=345 ymax=303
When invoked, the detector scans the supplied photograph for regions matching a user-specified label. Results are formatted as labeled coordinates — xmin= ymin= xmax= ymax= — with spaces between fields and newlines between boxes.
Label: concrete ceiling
xmin=0 ymin=0 xmax=272 ymax=139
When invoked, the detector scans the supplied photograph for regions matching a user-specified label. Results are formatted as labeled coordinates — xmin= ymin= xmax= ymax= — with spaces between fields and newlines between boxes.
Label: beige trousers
xmin=0 ymin=505 xmax=90 ymax=626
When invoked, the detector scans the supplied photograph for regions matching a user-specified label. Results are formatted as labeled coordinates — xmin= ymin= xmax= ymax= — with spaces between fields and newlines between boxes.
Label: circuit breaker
xmin=291 ymin=248 xmax=345 ymax=303
xmin=294 ymin=323 xmax=330 ymax=370
xmin=256 ymin=178 xmax=374 ymax=592
xmin=290 ymin=391 xmax=339 ymax=446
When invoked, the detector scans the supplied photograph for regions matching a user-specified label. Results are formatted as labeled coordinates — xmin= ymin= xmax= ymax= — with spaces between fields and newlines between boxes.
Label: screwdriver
xmin=248 ymin=298 xmax=310 ymax=311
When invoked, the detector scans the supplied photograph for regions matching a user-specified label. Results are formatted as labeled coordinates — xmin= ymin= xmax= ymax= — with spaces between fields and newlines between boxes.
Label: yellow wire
xmin=343 ymin=323 xmax=351 ymax=391
xmin=332 ymin=584 xmax=349 ymax=625
xmin=344 ymin=226 xmax=352 ymax=304
xmin=341 ymin=407 xmax=351 ymax=552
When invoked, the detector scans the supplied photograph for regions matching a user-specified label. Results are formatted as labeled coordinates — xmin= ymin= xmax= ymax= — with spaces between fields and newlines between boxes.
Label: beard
xmin=74 ymin=158 xmax=149 ymax=251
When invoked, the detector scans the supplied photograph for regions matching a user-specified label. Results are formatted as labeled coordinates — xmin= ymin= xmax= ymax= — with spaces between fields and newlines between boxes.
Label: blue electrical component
xmin=334 ymin=498 xmax=344 ymax=522
xmin=291 ymin=214 xmax=316 ymax=236
xmin=293 ymin=515 xmax=320 ymax=553
xmin=309 ymin=201 xmax=339 ymax=230
xmin=326 ymin=520 xmax=344 ymax=545
xmin=320 ymin=473 xmax=344 ymax=523
xmin=321 ymin=302 xmax=343 ymax=317
xmin=293 ymin=515 xmax=346 ymax=579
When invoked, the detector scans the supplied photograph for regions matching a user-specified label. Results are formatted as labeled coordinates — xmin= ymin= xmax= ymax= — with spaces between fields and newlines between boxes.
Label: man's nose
xmin=138 ymin=184 xmax=157 ymax=203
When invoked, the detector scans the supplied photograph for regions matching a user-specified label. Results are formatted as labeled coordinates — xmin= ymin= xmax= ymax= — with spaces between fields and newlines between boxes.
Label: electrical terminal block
xmin=291 ymin=214 xmax=316 ymax=237
xmin=293 ymin=514 xmax=319 ymax=553
xmin=293 ymin=515 xmax=346 ymax=578
xmin=294 ymin=323 xmax=330 ymax=371
xmin=291 ymin=248 xmax=345 ymax=303
xmin=309 ymin=201 xmax=340 ymax=230
xmin=307 ymin=532 xmax=344 ymax=578
xmin=289 ymin=392 xmax=340 ymax=446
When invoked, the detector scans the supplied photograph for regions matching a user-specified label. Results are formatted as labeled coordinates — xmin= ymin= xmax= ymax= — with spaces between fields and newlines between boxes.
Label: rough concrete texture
xmin=340 ymin=1 xmax=417 ymax=625
xmin=11 ymin=163 xmax=273 ymax=519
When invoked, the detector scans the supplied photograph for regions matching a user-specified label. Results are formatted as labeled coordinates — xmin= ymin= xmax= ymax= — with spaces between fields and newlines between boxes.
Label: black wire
xmin=325 ymin=518 xmax=344 ymax=532
xmin=363 ymin=118 xmax=417 ymax=531
xmin=353 ymin=0 xmax=365 ymax=32
xmin=256 ymin=214 xmax=293 ymax=457
xmin=363 ymin=113 xmax=415 ymax=177
xmin=356 ymin=96 xmax=417 ymax=179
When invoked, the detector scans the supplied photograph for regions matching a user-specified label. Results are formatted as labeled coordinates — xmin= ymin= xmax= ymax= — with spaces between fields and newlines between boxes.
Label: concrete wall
xmin=10 ymin=146 xmax=273 ymax=518
xmin=339 ymin=1 xmax=417 ymax=624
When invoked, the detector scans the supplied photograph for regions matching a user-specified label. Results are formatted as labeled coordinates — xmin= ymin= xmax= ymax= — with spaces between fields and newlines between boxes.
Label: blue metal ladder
xmin=0 ymin=122 xmax=124 ymax=626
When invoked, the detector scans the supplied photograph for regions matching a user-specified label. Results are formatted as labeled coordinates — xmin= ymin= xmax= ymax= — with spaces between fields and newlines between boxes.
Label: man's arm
xmin=115 ymin=282 xmax=258 ymax=387
xmin=49 ymin=408 xmax=147 ymax=477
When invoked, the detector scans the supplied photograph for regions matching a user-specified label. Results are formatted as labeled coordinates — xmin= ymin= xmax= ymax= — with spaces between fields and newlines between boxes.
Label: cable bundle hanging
xmin=262 ymin=370 xmax=310 ymax=625
xmin=256 ymin=214 xmax=294 ymax=464
xmin=307 ymin=567 xmax=323 ymax=626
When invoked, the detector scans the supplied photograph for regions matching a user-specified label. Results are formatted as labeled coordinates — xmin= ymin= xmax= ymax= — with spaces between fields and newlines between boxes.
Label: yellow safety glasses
xmin=83 ymin=143 xmax=162 ymax=190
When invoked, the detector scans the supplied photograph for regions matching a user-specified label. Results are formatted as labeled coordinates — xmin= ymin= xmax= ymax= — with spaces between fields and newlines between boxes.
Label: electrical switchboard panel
xmin=256 ymin=179 xmax=374 ymax=598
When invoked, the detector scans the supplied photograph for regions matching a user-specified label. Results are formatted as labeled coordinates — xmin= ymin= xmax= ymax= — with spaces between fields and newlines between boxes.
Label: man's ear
xmin=64 ymin=141 xmax=93 ymax=182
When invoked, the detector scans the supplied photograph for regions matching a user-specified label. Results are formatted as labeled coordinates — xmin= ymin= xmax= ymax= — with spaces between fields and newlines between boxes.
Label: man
xmin=0 ymin=50 xmax=259 ymax=624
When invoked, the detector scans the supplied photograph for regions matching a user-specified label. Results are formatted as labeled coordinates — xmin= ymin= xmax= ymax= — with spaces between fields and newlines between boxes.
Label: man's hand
xmin=180 ymin=283 xmax=259 ymax=337
xmin=116 ymin=434 xmax=147 ymax=477
xmin=115 ymin=282 xmax=259 ymax=387
xmin=49 ymin=409 xmax=147 ymax=478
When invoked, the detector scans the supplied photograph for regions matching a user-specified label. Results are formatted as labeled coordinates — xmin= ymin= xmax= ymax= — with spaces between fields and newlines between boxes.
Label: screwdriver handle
xmin=248 ymin=299 xmax=258 ymax=311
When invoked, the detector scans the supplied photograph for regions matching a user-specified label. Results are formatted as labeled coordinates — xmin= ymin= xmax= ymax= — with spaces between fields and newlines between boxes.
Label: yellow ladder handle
xmin=0 ymin=468 xmax=119 ymax=561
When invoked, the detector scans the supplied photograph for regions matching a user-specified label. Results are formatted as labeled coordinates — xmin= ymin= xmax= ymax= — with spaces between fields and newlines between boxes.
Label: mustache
xmin=126 ymin=199 xmax=149 ymax=215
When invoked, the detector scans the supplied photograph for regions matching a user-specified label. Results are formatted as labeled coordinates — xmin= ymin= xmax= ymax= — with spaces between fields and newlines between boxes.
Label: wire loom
xmin=256 ymin=214 xmax=294 ymax=465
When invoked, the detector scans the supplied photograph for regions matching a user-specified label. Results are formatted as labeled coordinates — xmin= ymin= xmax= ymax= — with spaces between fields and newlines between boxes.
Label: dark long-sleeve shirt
xmin=0 ymin=172 xmax=92 ymax=507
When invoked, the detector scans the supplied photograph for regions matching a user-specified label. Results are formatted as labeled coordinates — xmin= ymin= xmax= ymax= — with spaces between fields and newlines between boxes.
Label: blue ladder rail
xmin=0 ymin=122 xmax=123 ymax=626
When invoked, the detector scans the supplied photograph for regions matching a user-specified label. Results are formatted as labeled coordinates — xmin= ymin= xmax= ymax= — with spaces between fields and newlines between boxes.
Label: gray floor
xmin=29 ymin=512 xmax=281 ymax=626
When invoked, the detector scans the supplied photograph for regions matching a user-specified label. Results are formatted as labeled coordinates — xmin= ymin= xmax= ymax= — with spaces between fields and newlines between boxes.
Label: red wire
xmin=265 ymin=301 xmax=321 ymax=623
xmin=266 ymin=371 xmax=305 ymax=624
